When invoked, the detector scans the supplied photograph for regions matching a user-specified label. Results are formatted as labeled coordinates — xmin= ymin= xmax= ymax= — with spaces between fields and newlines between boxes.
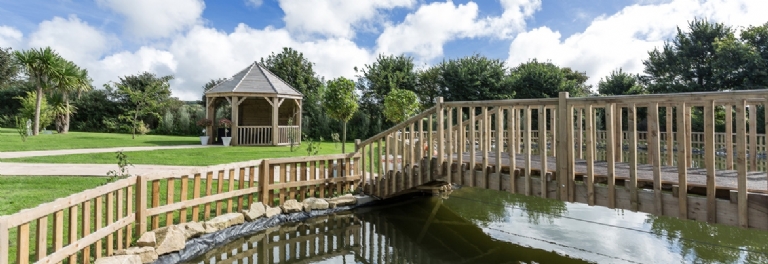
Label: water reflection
xmin=188 ymin=188 xmax=768 ymax=264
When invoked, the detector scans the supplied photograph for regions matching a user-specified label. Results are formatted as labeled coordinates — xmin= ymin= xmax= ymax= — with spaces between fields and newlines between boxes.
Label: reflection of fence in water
xmin=185 ymin=213 xmax=361 ymax=264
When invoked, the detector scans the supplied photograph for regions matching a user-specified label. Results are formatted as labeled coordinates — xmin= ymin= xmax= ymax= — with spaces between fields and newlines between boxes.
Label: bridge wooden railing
xmin=0 ymin=153 xmax=361 ymax=264
xmin=356 ymin=90 xmax=768 ymax=230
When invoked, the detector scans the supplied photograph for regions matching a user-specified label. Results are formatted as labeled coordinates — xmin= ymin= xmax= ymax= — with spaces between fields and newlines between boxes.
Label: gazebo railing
xmin=238 ymin=126 xmax=272 ymax=145
xmin=278 ymin=126 xmax=301 ymax=145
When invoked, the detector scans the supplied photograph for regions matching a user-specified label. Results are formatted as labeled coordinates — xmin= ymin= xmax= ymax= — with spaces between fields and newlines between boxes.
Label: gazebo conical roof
xmin=205 ymin=62 xmax=302 ymax=99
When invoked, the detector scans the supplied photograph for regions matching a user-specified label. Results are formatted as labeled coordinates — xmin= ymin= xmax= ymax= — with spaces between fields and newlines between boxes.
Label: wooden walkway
xmin=457 ymin=152 xmax=768 ymax=192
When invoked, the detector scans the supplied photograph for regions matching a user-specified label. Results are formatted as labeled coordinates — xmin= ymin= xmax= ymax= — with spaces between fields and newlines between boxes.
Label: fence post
xmin=354 ymin=139 xmax=361 ymax=152
xmin=437 ymin=97 xmax=445 ymax=177
xmin=135 ymin=175 xmax=147 ymax=236
xmin=259 ymin=159 xmax=270 ymax=205
xmin=556 ymin=92 xmax=570 ymax=201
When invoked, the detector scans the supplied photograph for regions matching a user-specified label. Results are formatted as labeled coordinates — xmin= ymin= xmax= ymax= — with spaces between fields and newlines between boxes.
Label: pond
xmin=185 ymin=187 xmax=768 ymax=264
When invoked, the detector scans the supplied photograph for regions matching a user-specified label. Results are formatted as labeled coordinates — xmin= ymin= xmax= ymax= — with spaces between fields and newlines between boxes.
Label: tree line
xmin=1 ymin=19 xmax=766 ymax=140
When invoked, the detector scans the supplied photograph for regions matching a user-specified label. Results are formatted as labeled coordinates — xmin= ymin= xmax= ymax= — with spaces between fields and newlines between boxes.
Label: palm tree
xmin=50 ymin=58 xmax=91 ymax=133
xmin=13 ymin=47 xmax=61 ymax=135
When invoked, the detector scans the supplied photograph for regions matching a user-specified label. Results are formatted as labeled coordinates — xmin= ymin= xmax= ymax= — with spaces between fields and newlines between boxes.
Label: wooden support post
xmin=749 ymin=104 xmax=757 ymax=170
xmin=206 ymin=96 xmax=215 ymax=144
xmin=567 ymin=103 xmax=575 ymax=202
xmin=470 ymin=107 xmax=476 ymax=184
xmin=524 ymin=106 xmax=532 ymax=196
xmin=685 ymin=105 xmax=692 ymax=168
xmin=447 ymin=107 xmax=453 ymax=182
xmin=585 ymin=105 xmax=594 ymax=205
xmin=666 ymin=106 xmax=674 ymax=166
xmin=507 ymin=107 xmax=516 ymax=193
xmin=272 ymin=97 xmax=279 ymax=146
xmin=550 ymin=106 xmax=556 ymax=157
xmin=204 ymin=172 xmax=213 ymax=219
xmin=135 ymin=176 xmax=147 ymax=238
xmin=736 ymin=100 xmax=749 ymax=228
xmin=704 ymin=101 xmax=716 ymax=223
xmin=677 ymin=102 xmax=688 ymax=219
xmin=496 ymin=109 xmax=503 ymax=191
xmin=35 ymin=216 xmax=46 ymax=262
xmin=726 ymin=105 xmax=733 ymax=170
xmin=605 ymin=104 xmax=616 ymax=208
xmin=437 ymin=97 xmax=445 ymax=176
xmin=192 ymin=173 xmax=201 ymax=222
xmin=649 ymin=103 xmax=662 ymax=215
xmin=628 ymin=103 xmax=638 ymax=211
xmin=458 ymin=107 xmax=465 ymax=185
xmin=615 ymin=106 xmax=623 ymax=162
xmin=557 ymin=92 xmax=570 ymax=201
xmin=482 ymin=107 xmax=489 ymax=178
xmin=259 ymin=160 xmax=270 ymax=205
xmin=539 ymin=106 xmax=549 ymax=198
xmin=232 ymin=96 xmax=239 ymax=145
xmin=577 ymin=108 xmax=583 ymax=160
xmin=81 ymin=200 xmax=91 ymax=263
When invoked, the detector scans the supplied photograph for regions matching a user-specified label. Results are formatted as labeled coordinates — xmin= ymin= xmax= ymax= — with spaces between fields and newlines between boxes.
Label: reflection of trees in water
xmin=647 ymin=215 xmax=768 ymax=263
xmin=445 ymin=187 xmax=567 ymax=226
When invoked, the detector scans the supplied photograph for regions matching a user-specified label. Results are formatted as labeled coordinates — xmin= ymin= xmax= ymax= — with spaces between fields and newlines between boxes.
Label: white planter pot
xmin=222 ymin=136 xmax=232 ymax=147
xmin=200 ymin=136 xmax=209 ymax=145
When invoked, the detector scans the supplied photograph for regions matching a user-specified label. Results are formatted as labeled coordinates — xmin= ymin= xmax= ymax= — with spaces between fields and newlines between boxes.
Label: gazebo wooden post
xmin=206 ymin=96 xmax=215 ymax=144
xmin=298 ymin=99 xmax=302 ymax=145
xmin=272 ymin=96 xmax=279 ymax=146
xmin=231 ymin=96 xmax=239 ymax=146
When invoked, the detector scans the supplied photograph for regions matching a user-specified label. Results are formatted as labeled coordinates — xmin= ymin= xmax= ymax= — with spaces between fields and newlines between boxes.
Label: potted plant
xmin=219 ymin=118 xmax=232 ymax=146
xmin=196 ymin=118 xmax=213 ymax=145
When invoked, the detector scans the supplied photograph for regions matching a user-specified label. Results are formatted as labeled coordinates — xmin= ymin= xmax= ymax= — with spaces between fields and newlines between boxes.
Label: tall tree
xmin=414 ymin=66 xmax=441 ymax=110
xmin=712 ymin=22 xmax=768 ymax=90
xmin=383 ymin=88 xmax=420 ymax=124
xmin=106 ymin=72 xmax=174 ymax=139
xmin=508 ymin=59 xmax=588 ymax=99
xmin=323 ymin=77 xmax=358 ymax=153
xmin=260 ymin=47 xmax=323 ymax=96
xmin=13 ymin=47 xmax=62 ymax=135
xmin=643 ymin=19 xmax=735 ymax=93
xmin=0 ymin=47 xmax=19 ymax=89
xmin=598 ymin=68 xmax=646 ymax=95
xmin=357 ymin=54 xmax=418 ymax=131
xmin=260 ymin=48 xmax=328 ymax=139
xmin=50 ymin=58 xmax=91 ymax=133
xmin=437 ymin=54 xmax=514 ymax=102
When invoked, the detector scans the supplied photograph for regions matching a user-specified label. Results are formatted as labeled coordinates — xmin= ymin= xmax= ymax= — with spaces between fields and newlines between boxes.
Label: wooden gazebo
xmin=204 ymin=62 xmax=303 ymax=146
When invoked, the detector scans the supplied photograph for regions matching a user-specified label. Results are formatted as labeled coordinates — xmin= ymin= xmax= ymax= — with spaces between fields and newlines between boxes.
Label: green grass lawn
xmin=0 ymin=128 xmax=199 ymax=152
xmin=0 ymin=176 xmax=105 ymax=215
xmin=2 ymin=142 xmax=358 ymax=166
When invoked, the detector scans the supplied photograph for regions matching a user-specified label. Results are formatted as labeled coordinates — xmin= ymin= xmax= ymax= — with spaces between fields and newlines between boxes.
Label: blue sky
xmin=1 ymin=0 xmax=766 ymax=100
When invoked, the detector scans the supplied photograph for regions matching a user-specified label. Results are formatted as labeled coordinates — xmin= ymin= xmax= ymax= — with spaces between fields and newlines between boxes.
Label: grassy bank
xmin=0 ymin=128 xmax=198 ymax=152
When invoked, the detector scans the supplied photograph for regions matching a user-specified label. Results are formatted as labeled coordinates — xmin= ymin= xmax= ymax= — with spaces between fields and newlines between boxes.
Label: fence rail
xmin=0 ymin=153 xmax=361 ymax=264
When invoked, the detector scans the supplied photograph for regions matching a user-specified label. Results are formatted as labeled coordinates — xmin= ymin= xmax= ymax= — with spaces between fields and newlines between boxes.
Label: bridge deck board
xmin=455 ymin=152 xmax=767 ymax=192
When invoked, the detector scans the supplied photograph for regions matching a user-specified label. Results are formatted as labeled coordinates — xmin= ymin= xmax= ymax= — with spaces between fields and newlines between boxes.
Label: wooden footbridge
xmin=353 ymin=90 xmax=768 ymax=231
xmin=3 ymin=90 xmax=768 ymax=264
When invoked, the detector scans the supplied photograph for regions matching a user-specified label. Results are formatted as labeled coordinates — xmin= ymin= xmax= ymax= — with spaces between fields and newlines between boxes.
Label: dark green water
xmin=190 ymin=187 xmax=768 ymax=264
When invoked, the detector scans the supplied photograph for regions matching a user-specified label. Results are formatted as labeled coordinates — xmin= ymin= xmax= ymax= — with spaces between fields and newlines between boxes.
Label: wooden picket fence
xmin=0 ymin=153 xmax=361 ymax=264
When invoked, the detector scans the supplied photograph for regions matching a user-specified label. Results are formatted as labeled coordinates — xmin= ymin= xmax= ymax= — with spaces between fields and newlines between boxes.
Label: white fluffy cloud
xmin=506 ymin=0 xmax=768 ymax=90
xmin=376 ymin=0 xmax=540 ymax=61
xmin=278 ymin=0 xmax=415 ymax=39
xmin=95 ymin=0 xmax=205 ymax=39
xmin=28 ymin=15 xmax=117 ymax=66
xmin=0 ymin=26 xmax=23 ymax=49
